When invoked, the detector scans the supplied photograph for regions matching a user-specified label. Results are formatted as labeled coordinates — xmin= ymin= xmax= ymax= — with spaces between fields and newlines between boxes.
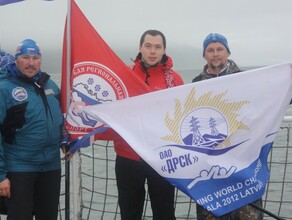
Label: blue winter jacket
xmin=0 ymin=64 xmax=63 ymax=181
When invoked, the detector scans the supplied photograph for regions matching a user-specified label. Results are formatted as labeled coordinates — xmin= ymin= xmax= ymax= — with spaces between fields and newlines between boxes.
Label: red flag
xmin=61 ymin=0 xmax=150 ymax=141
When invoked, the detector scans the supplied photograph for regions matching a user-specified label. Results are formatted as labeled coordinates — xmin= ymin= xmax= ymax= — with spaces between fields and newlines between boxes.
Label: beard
xmin=209 ymin=61 xmax=225 ymax=70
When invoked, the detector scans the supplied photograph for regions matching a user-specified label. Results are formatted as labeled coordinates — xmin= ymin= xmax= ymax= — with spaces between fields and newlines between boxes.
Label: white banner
xmin=83 ymin=63 xmax=292 ymax=216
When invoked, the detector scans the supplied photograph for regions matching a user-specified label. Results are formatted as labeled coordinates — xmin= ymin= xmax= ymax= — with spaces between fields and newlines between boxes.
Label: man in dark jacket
xmin=0 ymin=39 xmax=64 ymax=220
xmin=192 ymin=33 xmax=263 ymax=220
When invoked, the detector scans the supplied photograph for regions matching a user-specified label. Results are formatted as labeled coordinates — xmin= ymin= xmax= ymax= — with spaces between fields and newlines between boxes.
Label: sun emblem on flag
xmin=162 ymin=88 xmax=250 ymax=150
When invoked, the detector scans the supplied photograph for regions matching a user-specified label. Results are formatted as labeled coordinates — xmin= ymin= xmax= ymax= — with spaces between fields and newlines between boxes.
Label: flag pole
xmin=66 ymin=0 xmax=71 ymax=107
xmin=66 ymin=1 xmax=82 ymax=219
xmin=65 ymin=0 xmax=71 ymax=220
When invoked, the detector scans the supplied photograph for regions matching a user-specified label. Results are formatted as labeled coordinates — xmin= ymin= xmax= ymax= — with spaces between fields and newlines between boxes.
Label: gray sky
xmin=1 ymin=0 xmax=292 ymax=74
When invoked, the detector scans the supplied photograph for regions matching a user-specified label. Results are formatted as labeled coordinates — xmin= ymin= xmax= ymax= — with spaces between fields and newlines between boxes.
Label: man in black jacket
xmin=192 ymin=33 xmax=263 ymax=220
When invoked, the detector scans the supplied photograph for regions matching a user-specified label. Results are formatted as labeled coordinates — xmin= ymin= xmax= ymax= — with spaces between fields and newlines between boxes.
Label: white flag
xmin=83 ymin=63 xmax=292 ymax=216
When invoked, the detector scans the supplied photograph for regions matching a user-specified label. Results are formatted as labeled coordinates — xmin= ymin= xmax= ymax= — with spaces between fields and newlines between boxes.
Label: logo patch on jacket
xmin=12 ymin=87 xmax=28 ymax=101
xmin=45 ymin=89 xmax=55 ymax=95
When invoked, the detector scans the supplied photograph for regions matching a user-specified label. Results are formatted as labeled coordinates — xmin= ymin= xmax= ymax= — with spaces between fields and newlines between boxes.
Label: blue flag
xmin=0 ymin=0 xmax=53 ymax=6
xmin=0 ymin=0 xmax=24 ymax=5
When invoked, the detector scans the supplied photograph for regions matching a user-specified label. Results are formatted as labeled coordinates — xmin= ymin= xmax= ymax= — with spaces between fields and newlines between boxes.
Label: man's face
xmin=204 ymin=42 xmax=230 ymax=71
xmin=139 ymin=34 xmax=166 ymax=67
xmin=16 ymin=54 xmax=41 ymax=78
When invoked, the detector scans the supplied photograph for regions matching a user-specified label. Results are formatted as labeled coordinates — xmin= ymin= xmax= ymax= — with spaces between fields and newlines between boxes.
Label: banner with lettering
xmin=82 ymin=63 xmax=292 ymax=216
xmin=61 ymin=0 xmax=150 ymax=142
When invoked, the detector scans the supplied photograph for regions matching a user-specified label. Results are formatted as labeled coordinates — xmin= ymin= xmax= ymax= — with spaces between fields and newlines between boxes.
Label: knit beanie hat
xmin=203 ymin=33 xmax=230 ymax=56
xmin=15 ymin=39 xmax=41 ymax=58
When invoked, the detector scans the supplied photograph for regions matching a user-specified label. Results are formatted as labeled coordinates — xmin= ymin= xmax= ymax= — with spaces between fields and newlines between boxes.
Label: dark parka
xmin=0 ymin=64 xmax=63 ymax=181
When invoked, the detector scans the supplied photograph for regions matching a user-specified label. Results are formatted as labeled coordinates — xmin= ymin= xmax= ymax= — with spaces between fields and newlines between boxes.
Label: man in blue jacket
xmin=0 ymin=39 xmax=64 ymax=220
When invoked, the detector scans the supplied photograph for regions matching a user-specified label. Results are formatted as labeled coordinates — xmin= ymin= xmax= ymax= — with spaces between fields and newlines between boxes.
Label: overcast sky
xmin=1 ymin=0 xmax=292 ymax=74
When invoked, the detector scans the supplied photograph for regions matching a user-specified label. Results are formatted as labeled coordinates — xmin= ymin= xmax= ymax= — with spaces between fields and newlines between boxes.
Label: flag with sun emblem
xmin=82 ymin=62 xmax=292 ymax=216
